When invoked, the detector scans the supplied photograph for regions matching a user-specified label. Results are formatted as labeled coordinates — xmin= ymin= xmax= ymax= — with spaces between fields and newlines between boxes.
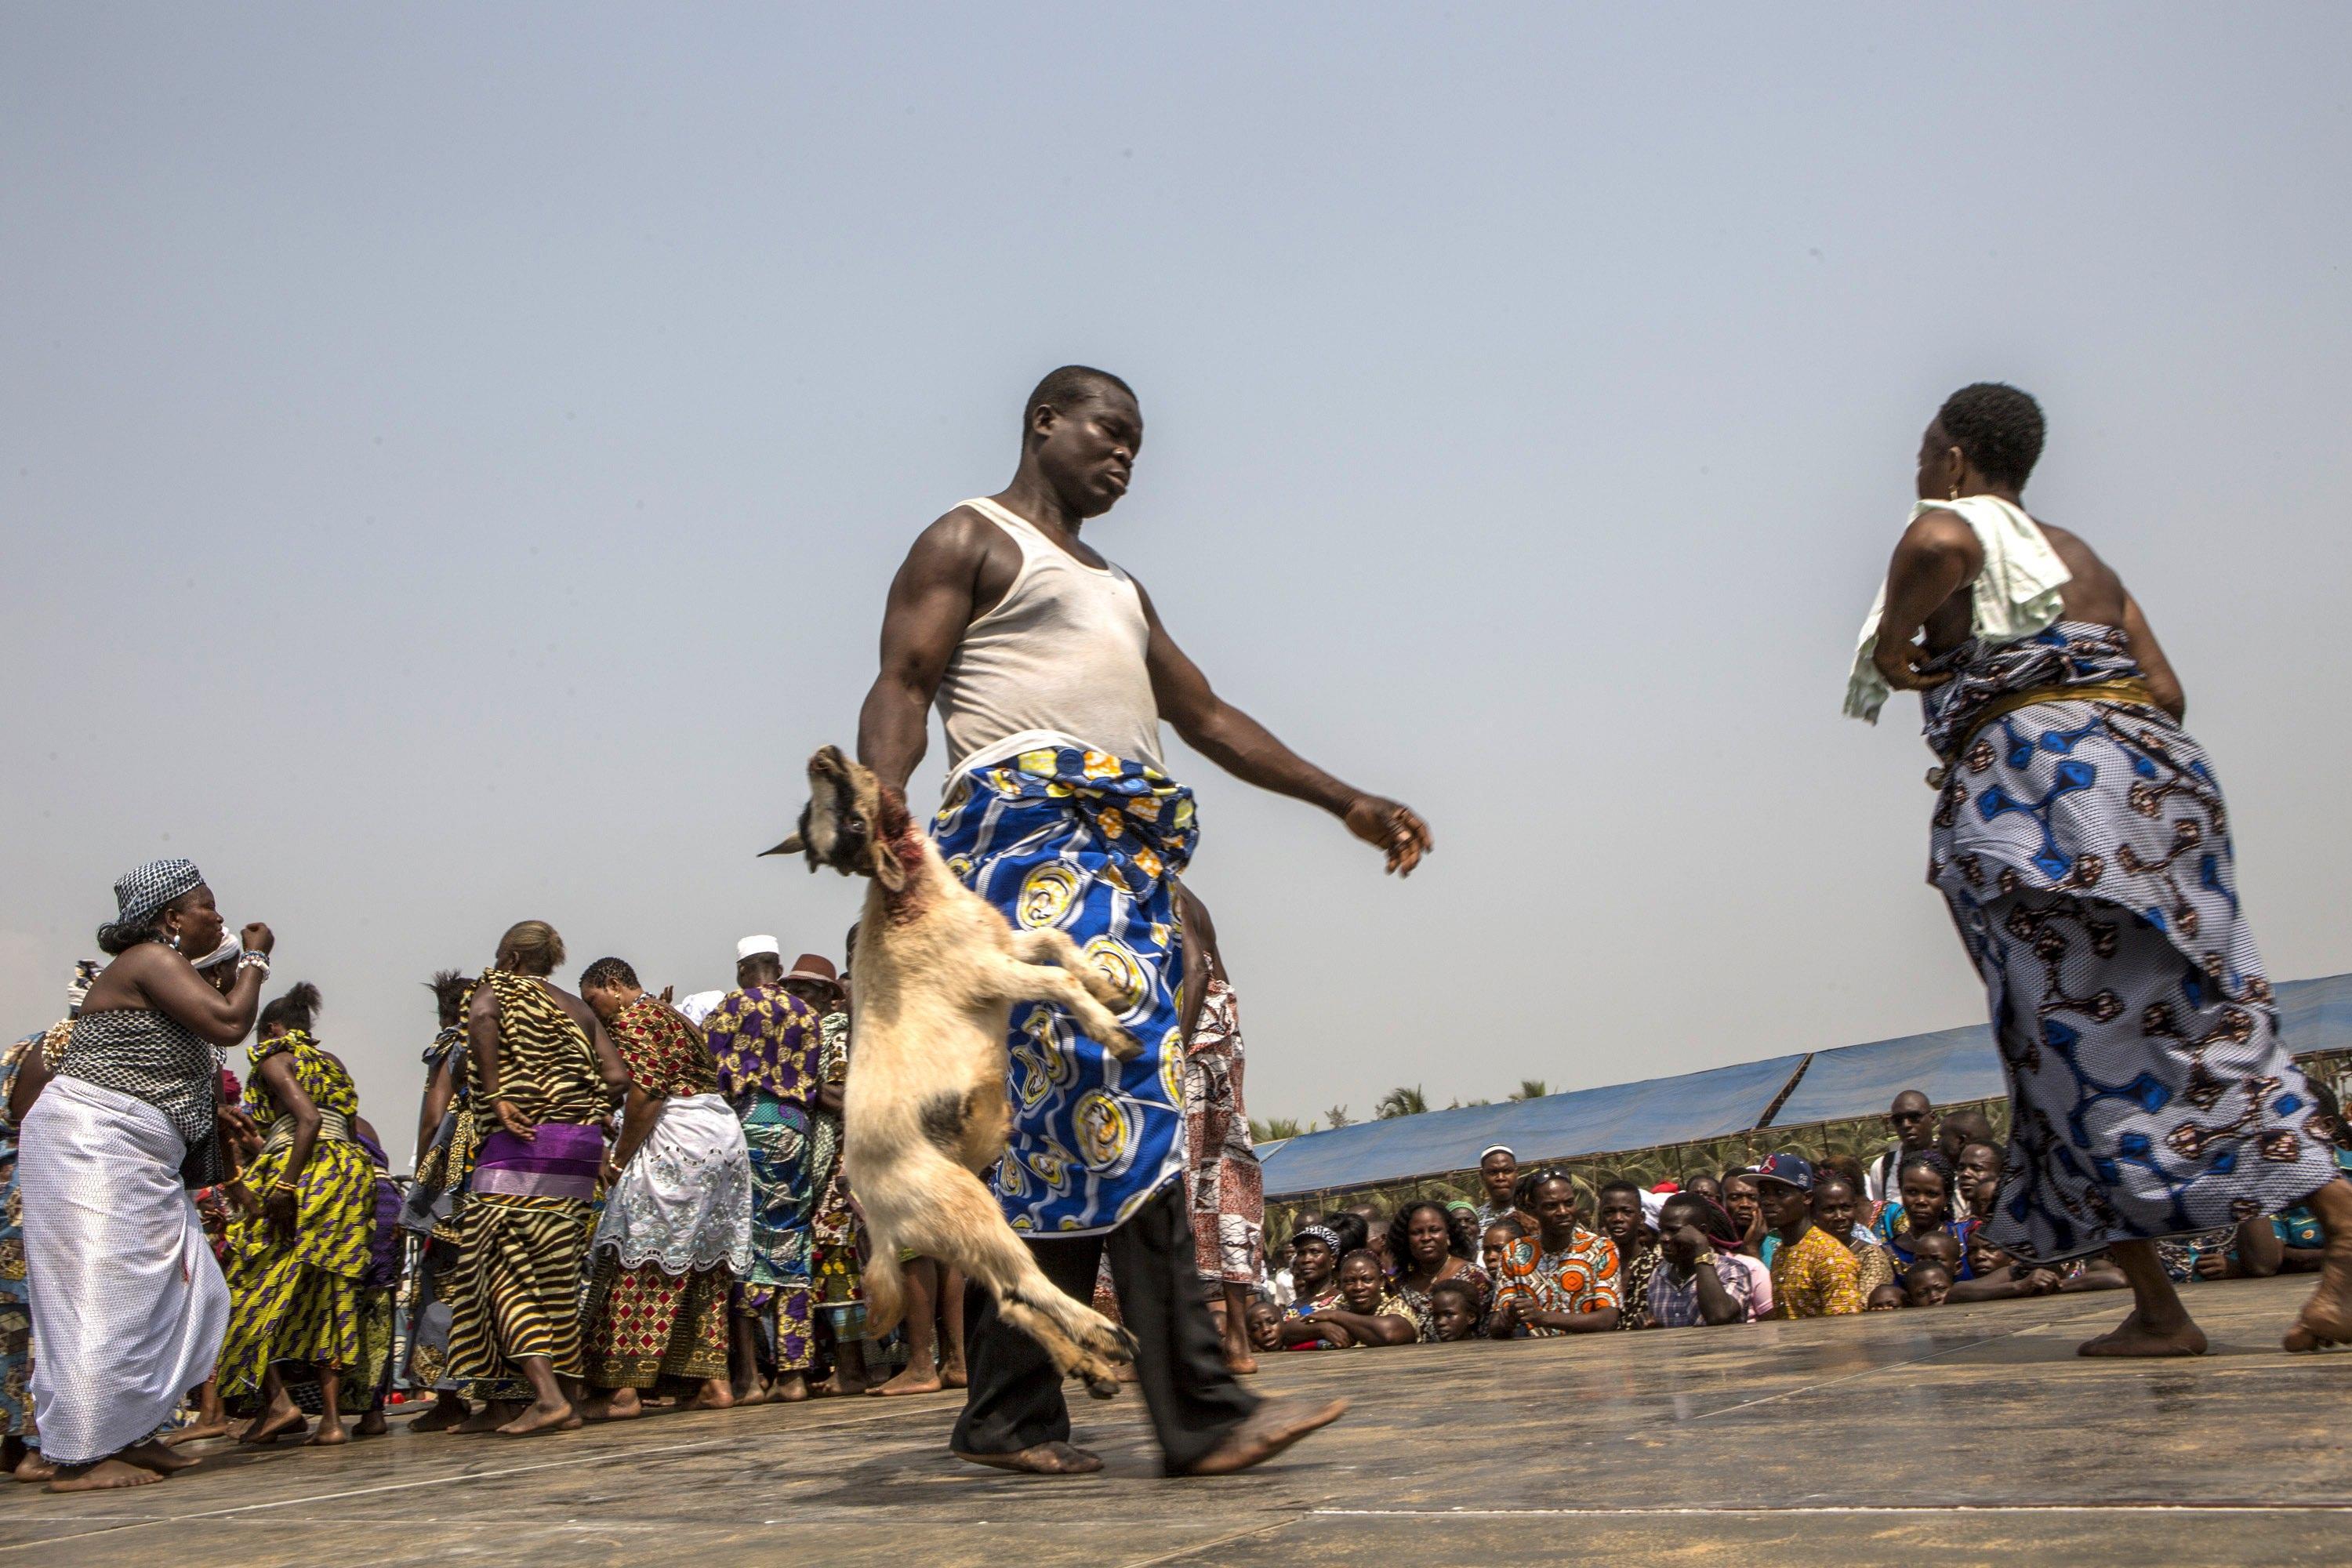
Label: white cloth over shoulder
xmin=20 ymin=1076 xmax=230 ymax=1467
xmin=592 ymin=1091 xmax=753 ymax=1276
xmin=1843 ymin=495 xmax=2071 ymax=723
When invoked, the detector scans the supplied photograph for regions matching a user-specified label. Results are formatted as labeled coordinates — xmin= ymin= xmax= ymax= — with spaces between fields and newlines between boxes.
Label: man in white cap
xmin=700 ymin=935 xmax=826 ymax=1403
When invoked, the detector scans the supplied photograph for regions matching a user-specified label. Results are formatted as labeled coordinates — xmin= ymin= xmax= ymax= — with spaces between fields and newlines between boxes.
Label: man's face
xmin=1657 ymin=1202 xmax=1704 ymax=1266
xmin=780 ymin=978 xmax=838 ymax=1013
xmin=1531 ymin=1178 xmax=1580 ymax=1241
xmin=1597 ymin=1190 xmax=1642 ymax=1247
xmin=1722 ymin=1177 xmax=1761 ymax=1232
xmin=1338 ymin=1256 xmax=1385 ymax=1312
xmin=1889 ymin=1093 xmax=1933 ymax=1150
xmin=737 ymin=955 xmax=781 ymax=990
xmin=1035 ymin=390 xmax=1142 ymax=518
xmin=1957 ymin=1143 xmax=2002 ymax=1207
xmin=1966 ymin=1227 xmax=2012 ymax=1278
xmin=1428 ymin=1292 xmax=1478 ymax=1341
xmin=1480 ymin=1152 xmax=1518 ymax=1203
xmin=1686 ymin=1174 xmax=1722 ymax=1206
xmin=1246 ymin=1302 xmax=1282 ymax=1351
xmin=1812 ymin=1179 xmax=1858 ymax=1236
xmin=1757 ymin=1179 xmax=1809 ymax=1232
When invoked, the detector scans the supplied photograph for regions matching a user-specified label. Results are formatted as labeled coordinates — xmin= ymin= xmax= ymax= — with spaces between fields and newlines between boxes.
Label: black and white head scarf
xmin=98 ymin=857 xmax=204 ymax=949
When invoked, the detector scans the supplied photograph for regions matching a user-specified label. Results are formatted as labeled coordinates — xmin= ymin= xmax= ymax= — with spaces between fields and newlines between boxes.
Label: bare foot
xmin=2285 ymin=1236 xmax=2352 ymax=1351
xmin=1174 ymin=1396 xmax=1349 ymax=1476
xmin=408 ymin=1396 xmax=471 ymax=1432
xmin=165 ymin=1418 xmax=235 ymax=1446
xmin=578 ymin=1388 xmax=644 ymax=1422
xmin=869 ymin=1363 xmax=943 ymax=1396
xmin=13 ymin=1451 xmax=56 ymax=1484
xmin=46 ymin=1457 xmax=166 ymax=1493
xmin=2078 ymin=1310 xmax=2209 ymax=1357
xmin=953 ymin=1440 xmax=1104 ymax=1475
xmin=731 ymin=1379 xmax=771 ymax=1407
xmin=940 ymin=1358 xmax=969 ymax=1391
xmin=1223 ymin=1349 xmax=1261 ymax=1377
xmin=771 ymin=1372 xmax=811 ymax=1403
xmin=354 ymin=1409 xmax=388 ymax=1438
xmin=117 ymin=1440 xmax=201 ymax=1475
xmin=306 ymin=1421 xmax=350 ymax=1447
xmin=681 ymin=1381 xmax=734 ymax=1411
xmin=495 ymin=1398 xmax=581 ymax=1437
xmin=240 ymin=1403 xmax=310 ymax=1445
xmin=456 ymin=1400 xmax=518 ymax=1434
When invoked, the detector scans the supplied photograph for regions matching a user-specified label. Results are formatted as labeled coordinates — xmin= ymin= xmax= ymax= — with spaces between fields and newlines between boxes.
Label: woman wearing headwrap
xmin=16 ymin=859 xmax=273 ymax=1493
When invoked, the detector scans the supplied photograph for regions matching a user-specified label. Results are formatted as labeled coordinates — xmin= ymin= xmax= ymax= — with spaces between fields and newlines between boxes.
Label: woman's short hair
xmin=495 ymin=920 xmax=566 ymax=975
xmin=1937 ymin=382 xmax=2045 ymax=490
xmin=578 ymin=956 xmax=639 ymax=992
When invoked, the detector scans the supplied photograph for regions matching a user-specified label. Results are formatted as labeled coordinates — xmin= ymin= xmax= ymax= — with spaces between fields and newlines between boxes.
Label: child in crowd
xmin=1425 ymin=1278 xmax=1484 ymax=1342
xmin=1867 ymin=1283 xmax=1908 ymax=1312
xmin=1907 ymin=1261 xmax=1955 ymax=1307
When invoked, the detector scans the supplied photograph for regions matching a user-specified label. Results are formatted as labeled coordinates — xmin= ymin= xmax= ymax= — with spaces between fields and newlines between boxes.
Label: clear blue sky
xmin=6 ymin=5 xmax=2349 ymax=1142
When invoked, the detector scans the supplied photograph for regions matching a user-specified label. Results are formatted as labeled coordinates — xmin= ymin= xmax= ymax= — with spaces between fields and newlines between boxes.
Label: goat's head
xmin=760 ymin=745 xmax=913 ymax=892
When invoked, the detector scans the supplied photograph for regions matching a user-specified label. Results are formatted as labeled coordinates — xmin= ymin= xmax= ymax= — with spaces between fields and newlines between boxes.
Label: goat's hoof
xmin=1103 ymin=1029 xmax=1144 ymax=1062
xmin=1078 ymin=1368 xmax=1122 ymax=1400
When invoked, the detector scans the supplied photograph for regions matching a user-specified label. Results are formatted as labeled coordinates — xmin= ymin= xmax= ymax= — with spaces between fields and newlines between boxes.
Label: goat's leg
xmin=884 ymin=1161 xmax=1137 ymax=1399
xmin=1005 ymin=927 xmax=1131 ymax=1010
xmin=989 ymin=957 xmax=1143 ymax=1062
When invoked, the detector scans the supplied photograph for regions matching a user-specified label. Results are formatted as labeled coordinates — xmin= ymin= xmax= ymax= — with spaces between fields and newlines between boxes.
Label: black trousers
xmin=951 ymin=1181 xmax=1258 ymax=1472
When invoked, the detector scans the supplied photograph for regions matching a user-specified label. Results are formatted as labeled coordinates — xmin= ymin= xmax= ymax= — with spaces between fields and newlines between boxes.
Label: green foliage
xmin=1250 ymin=1116 xmax=1309 ymax=1143
xmin=1325 ymin=1103 xmax=1355 ymax=1129
xmin=1374 ymin=1084 xmax=1429 ymax=1120
xmin=1508 ymin=1079 xmax=1550 ymax=1102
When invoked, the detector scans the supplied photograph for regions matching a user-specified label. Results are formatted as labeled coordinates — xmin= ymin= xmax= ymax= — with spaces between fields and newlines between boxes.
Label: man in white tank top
xmin=855 ymin=365 xmax=1431 ymax=1479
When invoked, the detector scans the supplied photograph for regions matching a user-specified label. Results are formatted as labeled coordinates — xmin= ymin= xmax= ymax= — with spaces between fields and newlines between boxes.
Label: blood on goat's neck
xmin=873 ymin=787 xmax=931 ymax=922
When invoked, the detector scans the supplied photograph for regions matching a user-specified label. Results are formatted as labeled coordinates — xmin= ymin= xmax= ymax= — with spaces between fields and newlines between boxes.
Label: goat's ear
xmin=760 ymin=833 xmax=806 ymax=858
xmin=871 ymin=840 xmax=906 ymax=892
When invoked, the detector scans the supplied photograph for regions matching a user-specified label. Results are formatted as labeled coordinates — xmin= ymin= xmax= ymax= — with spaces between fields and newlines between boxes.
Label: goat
xmin=763 ymin=745 xmax=1140 ymax=1396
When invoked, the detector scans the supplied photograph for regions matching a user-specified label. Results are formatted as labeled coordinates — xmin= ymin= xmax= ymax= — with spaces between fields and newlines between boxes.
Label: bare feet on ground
xmin=408 ymin=1396 xmax=471 ymax=1432
xmin=953 ymin=1440 xmax=1103 ymax=1475
xmin=354 ymin=1409 xmax=389 ymax=1438
xmin=1176 ymin=1396 xmax=1350 ymax=1476
xmin=869 ymin=1362 xmax=942 ymax=1396
xmin=454 ymin=1400 xmax=517 ymax=1434
xmin=2078 ymin=1310 xmax=2209 ymax=1357
xmin=1223 ymin=1348 xmax=1260 ymax=1377
xmin=495 ymin=1396 xmax=581 ymax=1437
xmin=815 ymin=1370 xmax=868 ymax=1396
xmin=120 ymin=1439 xmax=200 ymax=1473
xmin=45 ymin=1457 xmax=164 ymax=1493
xmin=577 ymin=1388 xmax=644 ymax=1422
xmin=306 ymin=1421 xmax=350 ymax=1446
xmin=939 ymin=1356 xmax=968 ymax=1391
xmin=2285 ymin=1236 xmax=2352 ymax=1351
xmin=681 ymin=1380 xmax=735 ymax=1410
xmin=165 ymin=1417 xmax=236 ymax=1446
xmin=240 ymin=1403 xmax=310 ymax=1444
xmin=731 ymin=1378 xmax=771 ymax=1406
xmin=12 ymin=1451 xmax=56 ymax=1484
xmin=771 ymin=1372 xmax=811 ymax=1403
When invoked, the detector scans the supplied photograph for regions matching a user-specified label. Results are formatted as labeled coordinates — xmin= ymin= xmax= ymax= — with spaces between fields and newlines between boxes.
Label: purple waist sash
xmin=471 ymin=1123 xmax=604 ymax=1202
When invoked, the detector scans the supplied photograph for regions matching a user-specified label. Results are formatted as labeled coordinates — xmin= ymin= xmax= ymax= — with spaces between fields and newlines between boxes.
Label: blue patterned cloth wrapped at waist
xmin=1925 ymin=622 xmax=2248 ymax=978
xmin=933 ymin=742 xmax=1199 ymax=1236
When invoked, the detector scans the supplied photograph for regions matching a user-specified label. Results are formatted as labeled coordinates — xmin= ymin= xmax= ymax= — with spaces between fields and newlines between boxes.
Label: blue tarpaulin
xmin=1259 ymin=1053 xmax=1807 ymax=1199
xmin=1259 ymin=974 xmax=2352 ymax=1198
xmin=1766 ymin=972 xmax=2352 ymax=1127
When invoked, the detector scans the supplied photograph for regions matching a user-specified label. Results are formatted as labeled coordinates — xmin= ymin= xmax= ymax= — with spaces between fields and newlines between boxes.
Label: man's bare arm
xmin=1138 ymin=583 xmax=1431 ymax=875
xmin=856 ymin=512 xmax=990 ymax=793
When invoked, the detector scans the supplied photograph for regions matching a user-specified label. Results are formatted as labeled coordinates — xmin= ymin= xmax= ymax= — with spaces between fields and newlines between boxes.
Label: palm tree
xmin=1374 ymin=1085 xmax=1430 ymax=1120
xmin=1251 ymin=1116 xmax=1308 ymax=1142
xmin=1509 ymin=1079 xmax=1550 ymax=1102
xmin=1326 ymin=1103 xmax=1355 ymax=1129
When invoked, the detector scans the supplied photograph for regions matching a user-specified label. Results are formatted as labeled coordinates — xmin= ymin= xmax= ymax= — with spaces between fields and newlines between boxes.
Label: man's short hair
xmin=1025 ymin=364 xmax=1134 ymax=426
xmin=1937 ymin=383 xmax=2045 ymax=490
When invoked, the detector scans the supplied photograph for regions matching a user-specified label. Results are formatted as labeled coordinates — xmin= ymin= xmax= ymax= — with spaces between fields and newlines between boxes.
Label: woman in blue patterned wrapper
xmin=1853 ymin=382 xmax=2352 ymax=1356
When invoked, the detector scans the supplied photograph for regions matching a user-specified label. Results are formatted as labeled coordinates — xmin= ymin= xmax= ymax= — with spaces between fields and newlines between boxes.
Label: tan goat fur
xmin=764 ymin=745 xmax=1141 ymax=1396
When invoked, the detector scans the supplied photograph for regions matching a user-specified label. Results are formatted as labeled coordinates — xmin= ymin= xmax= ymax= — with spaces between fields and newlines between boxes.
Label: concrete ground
xmin=5 ymin=1274 xmax=2347 ymax=1566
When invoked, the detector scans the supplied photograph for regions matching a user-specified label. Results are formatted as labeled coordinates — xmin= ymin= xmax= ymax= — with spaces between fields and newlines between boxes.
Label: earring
xmin=1947 ymin=478 xmax=1959 ymax=501
xmin=166 ymin=929 xmax=183 ymax=952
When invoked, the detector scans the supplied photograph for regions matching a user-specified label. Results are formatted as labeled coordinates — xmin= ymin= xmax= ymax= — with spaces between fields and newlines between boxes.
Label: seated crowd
xmin=1241 ymin=1085 xmax=2351 ymax=1352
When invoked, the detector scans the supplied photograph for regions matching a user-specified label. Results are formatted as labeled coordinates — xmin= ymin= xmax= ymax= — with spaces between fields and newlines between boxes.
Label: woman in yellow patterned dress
xmin=218 ymin=984 xmax=379 ymax=1446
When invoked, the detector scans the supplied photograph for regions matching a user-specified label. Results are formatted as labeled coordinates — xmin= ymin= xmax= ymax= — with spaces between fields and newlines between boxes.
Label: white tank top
xmin=935 ymin=496 xmax=1165 ymax=774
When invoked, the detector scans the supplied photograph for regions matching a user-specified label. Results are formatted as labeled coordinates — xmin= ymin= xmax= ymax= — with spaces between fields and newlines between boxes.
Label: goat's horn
xmin=758 ymin=833 xmax=806 ymax=858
